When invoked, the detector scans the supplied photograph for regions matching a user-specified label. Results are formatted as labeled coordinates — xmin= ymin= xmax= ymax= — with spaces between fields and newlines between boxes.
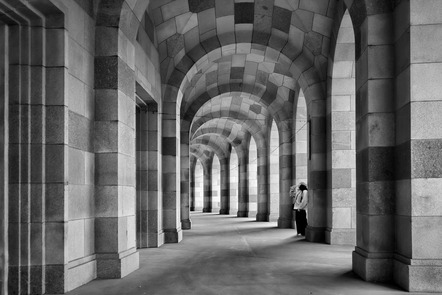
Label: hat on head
xmin=297 ymin=182 xmax=308 ymax=190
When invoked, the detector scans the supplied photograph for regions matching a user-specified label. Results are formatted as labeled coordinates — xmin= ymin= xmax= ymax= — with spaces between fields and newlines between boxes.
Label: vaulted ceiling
xmin=143 ymin=0 xmax=334 ymax=163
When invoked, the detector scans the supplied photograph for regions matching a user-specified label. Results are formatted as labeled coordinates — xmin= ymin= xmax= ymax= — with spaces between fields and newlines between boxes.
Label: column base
xmin=256 ymin=213 xmax=269 ymax=222
xmin=352 ymin=248 xmax=393 ymax=282
xmin=394 ymin=256 xmax=442 ymax=292
xmin=97 ymin=248 xmax=139 ymax=279
xmin=147 ymin=231 xmax=165 ymax=248
xmin=67 ymin=255 xmax=97 ymax=292
xmin=269 ymin=213 xmax=279 ymax=222
xmin=202 ymin=208 xmax=212 ymax=213
xmin=9 ymin=265 xmax=49 ymax=295
xmin=181 ymin=219 xmax=192 ymax=230
xmin=45 ymin=264 xmax=68 ymax=294
xmin=325 ymin=228 xmax=356 ymax=245
xmin=305 ymin=226 xmax=325 ymax=243
xmin=237 ymin=211 xmax=248 ymax=217
xmin=277 ymin=217 xmax=292 ymax=228
xmin=219 ymin=209 xmax=229 ymax=215
xmin=164 ymin=228 xmax=183 ymax=243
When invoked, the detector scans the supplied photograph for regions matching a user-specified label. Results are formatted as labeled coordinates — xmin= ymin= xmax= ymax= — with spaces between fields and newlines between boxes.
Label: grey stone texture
xmin=2 ymin=0 xmax=442 ymax=294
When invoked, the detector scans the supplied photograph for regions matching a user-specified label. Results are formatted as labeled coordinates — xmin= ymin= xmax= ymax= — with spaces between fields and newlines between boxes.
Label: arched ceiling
xmin=142 ymin=0 xmax=334 ymax=160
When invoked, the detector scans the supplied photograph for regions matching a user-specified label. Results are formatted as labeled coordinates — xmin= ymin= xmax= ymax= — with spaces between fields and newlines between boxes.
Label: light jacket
xmin=293 ymin=189 xmax=308 ymax=210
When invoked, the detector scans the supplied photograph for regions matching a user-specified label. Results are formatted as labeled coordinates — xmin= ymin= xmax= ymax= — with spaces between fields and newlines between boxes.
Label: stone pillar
xmin=211 ymin=155 xmax=221 ymax=212
xmin=8 ymin=25 xmax=32 ymax=295
xmin=137 ymin=107 xmax=163 ymax=248
xmin=161 ymin=89 xmax=182 ymax=243
xmin=237 ymin=147 xmax=249 ymax=217
xmin=278 ymin=126 xmax=293 ymax=228
xmin=248 ymin=139 xmax=258 ymax=217
xmin=229 ymin=148 xmax=239 ymax=215
xmin=202 ymin=156 xmax=213 ymax=213
xmin=94 ymin=46 xmax=139 ymax=277
xmin=256 ymin=147 xmax=270 ymax=221
xmin=7 ymin=22 xmax=68 ymax=294
xmin=219 ymin=157 xmax=230 ymax=215
xmin=351 ymin=9 xmax=395 ymax=283
xmin=0 ymin=23 xmax=8 ymax=295
xmin=305 ymin=84 xmax=327 ymax=243
xmin=146 ymin=104 xmax=163 ymax=247
xmin=393 ymin=1 xmax=442 ymax=292
xmin=30 ymin=24 xmax=48 ymax=294
xmin=180 ymin=137 xmax=191 ymax=229
xmin=189 ymin=157 xmax=196 ymax=211
xmin=136 ymin=108 xmax=148 ymax=248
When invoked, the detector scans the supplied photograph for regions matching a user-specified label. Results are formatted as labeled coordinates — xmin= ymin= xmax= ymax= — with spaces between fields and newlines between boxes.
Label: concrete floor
xmin=65 ymin=213 xmax=432 ymax=295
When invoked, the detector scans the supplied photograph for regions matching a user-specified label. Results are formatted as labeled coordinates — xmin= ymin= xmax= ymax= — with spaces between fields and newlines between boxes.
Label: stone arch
xmin=325 ymin=8 xmax=356 ymax=246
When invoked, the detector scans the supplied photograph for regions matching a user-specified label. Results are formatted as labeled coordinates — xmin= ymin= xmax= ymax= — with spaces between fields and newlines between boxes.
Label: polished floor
xmin=65 ymin=213 xmax=431 ymax=295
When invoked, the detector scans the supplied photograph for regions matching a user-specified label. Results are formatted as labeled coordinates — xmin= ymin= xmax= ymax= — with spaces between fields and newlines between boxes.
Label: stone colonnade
xmin=0 ymin=0 xmax=442 ymax=294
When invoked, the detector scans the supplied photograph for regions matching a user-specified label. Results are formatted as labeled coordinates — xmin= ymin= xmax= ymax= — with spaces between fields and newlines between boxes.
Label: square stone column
xmin=305 ymin=92 xmax=328 ymax=242
xmin=189 ymin=157 xmax=196 ymax=211
xmin=202 ymin=156 xmax=213 ymax=213
xmin=219 ymin=157 xmax=230 ymax=215
xmin=352 ymin=11 xmax=396 ymax=283
xmin=256 ymin=147 xmax=270 ymax=222
xmin=136 ymin=109 xmax=153 ymax=247
xmin=237 ymin=146 xmax=249 ymax=217
xmin=161 ymin=96 xmax=182 ymax=243
xmin=94 ymin=54 xmax=139 ymax=278
xmin=0 ymin=24 xmax=8 ymax=295
xmin=278 ymin=126 xmax=293 ymax=228
xmin=136 ymin=104 xmax=164 ymax=248
xmin=146 ymin=104 xmax=164 ymax=247
xmin=393 ymin=1 xmax=442 ymax=292
xmin=180 ymin=135 xmax=191 ymax=229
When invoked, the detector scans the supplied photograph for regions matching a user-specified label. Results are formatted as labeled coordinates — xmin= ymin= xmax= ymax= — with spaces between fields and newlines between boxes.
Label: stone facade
xmin=0 ymin=0 xmax=441 ymax=293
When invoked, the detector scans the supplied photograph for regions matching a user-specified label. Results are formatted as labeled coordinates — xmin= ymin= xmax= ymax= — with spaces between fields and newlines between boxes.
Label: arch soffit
xmin=182 ymin=52 xmax=295 ymax=105
xmin=170 ymin=43 xmax=323 ymax=108
xmin=191 ymin=137 xmax=230 ymax=159
xmin=191 ymin=118 xmax=247 ymax=142
xmin=182 ymin=86 xmax=294 ymax=133
xmin=191 ymin=133 xmax=243 ymax=160
xmin=190 ymin=109 xmax=266 ymax=144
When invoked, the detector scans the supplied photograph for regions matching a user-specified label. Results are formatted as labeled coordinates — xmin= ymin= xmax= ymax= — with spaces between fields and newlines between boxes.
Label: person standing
xmin=292 ymin=182 xmax=308 ymax=236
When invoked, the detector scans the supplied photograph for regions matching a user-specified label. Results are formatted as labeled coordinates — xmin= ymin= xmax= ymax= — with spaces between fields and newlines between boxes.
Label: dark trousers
xmin=295 ymin=209 xmax=307 ymax=235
